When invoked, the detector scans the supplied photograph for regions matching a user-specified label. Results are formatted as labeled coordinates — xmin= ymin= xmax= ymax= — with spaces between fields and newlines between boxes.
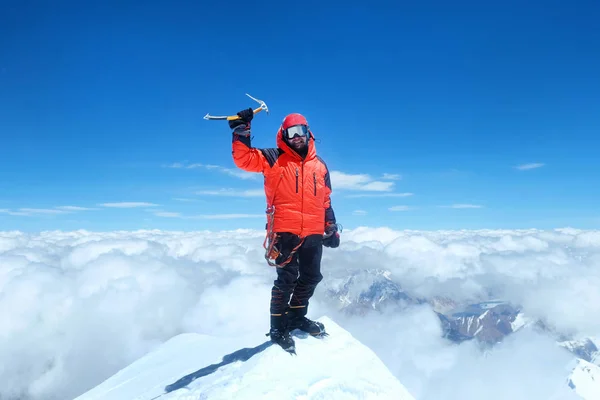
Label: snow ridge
xmin=74 ymin=316 xmax=416 ymax=400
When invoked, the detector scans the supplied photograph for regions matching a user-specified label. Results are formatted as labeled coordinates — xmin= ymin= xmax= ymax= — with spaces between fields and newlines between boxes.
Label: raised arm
xmin=230 ymin=108 xmax=269 ymax=173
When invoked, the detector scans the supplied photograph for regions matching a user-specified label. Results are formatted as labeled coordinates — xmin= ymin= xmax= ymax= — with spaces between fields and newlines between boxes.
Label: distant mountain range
xmin=324 ymin=269 xmax=599 ymax=364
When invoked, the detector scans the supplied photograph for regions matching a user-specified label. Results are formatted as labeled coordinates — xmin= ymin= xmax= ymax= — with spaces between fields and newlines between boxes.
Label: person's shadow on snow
xmin=163 ymin=330 xmax=315 ymax=394
xmin=163 ymin=340 xmax=275 ymax=393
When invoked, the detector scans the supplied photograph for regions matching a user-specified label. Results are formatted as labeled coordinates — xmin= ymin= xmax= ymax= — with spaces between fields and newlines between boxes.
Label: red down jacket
xmin=231 ymin=123 xmax=336 ymax=237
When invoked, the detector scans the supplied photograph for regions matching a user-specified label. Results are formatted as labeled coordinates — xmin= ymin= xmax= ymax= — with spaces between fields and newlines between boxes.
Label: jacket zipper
xmin=295 ymin=168 xmax=299 ymax=193
xmin=301 ymin=162 xmax=304 ymax=236
xmin=313 ymin=172 xmax=317 ymax=196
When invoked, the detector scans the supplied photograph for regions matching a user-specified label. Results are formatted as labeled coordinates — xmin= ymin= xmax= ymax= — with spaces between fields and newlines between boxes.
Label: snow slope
xmin=568 ymin=358 xmax=600 ymax=399
xmin=74 ymin=316 xmax=415 ymax=400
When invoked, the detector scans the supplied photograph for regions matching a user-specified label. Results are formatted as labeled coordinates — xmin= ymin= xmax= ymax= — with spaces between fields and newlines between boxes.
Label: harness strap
xmin=265 ymin=233 xmax=305 ymax=268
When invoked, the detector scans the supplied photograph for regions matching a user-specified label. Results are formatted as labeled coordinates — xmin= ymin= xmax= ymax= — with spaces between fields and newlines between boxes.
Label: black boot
xmin=287 ymin=307 xmax=327 ymax=336
xmin=268 ymin=314 xmax=296 ymax=354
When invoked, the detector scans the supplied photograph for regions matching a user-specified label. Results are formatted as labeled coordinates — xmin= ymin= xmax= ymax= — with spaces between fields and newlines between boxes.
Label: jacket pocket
xmin=313 ymin=172 xmax=317 ymax=196
xmin=295 ymin=168 xmax=299 ymax=193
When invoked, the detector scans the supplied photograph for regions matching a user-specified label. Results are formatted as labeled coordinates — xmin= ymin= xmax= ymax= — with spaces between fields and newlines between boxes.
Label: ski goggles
xmin=284 ymin=124 xmax=309 ymax=139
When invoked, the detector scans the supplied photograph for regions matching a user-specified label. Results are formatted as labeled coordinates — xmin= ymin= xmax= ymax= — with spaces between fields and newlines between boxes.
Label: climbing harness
xmin=263 ymin=205 xmax=305 ymax=268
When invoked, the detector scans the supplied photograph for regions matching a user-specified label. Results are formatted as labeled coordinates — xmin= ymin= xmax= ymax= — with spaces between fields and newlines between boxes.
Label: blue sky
xmin=1 ymin=0 xmax=599 ymax=232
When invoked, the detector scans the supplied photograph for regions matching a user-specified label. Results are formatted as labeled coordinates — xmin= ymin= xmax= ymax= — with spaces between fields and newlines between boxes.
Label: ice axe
xmin=204 ymin=93 xmax=269 ymax=121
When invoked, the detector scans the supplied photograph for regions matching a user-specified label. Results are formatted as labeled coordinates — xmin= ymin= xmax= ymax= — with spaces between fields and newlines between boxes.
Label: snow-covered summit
xmin=74 ymin=316 xmax=415 ymax=400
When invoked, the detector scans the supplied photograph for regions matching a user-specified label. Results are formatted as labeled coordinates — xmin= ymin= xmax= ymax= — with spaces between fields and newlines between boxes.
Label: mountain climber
xmin=229 ymin=108 xmax=341 ymax=352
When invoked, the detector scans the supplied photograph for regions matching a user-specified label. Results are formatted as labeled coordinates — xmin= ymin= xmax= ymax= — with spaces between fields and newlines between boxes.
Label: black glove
xmin=323 ymin=222 xmax=340 ymax=248
xmin=229 ymin=107 xmax=254 ymax=129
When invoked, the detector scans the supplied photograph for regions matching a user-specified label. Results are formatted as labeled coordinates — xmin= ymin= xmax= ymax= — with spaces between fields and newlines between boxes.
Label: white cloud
xmin=165 ymin=162 xmax=258 ymax=180
xmin=439 ymin=204 xmax=483 ymax=209
xmin=165 ymin=162 xmax=185 ymax=168
xmin=152 ymin=211 xmax=263 ymax=220
xmin=1 ymin=210 xmax=31 ymax=216
xmin=0 ymin=209 xmax=22 ymax=216
xmin=0 ymin=208 xmax=69 ymax=216
xmin=56 ymin=206 xmax=98 ymax=211
xmin=330 ymin=171 xmax=396 ymax=192
xmin=99 ymin=202 xmax=159 ymax=208
xmin=153 ymin=211 xmax=182 ymax=218
xmin=346 ymin=192 xmax=414 ymax=198
xmin=172 ymin=198 xmax=198 ymax=202
xmin=336 ymin=306 xmax=579 ymax=400
xmin=389 ymin=205 xmax=414 ymax=211
xmin=382 ymin=173 xmax=402 ymax=180
xmin=1 ymin=228 xmax=599 ymax=400
xmin=353 ymin=210 xmax=368 ymax=216
xmin=188 ymin=214 xmax=263 ymax=220
xmin=20 ymin=208 xmax=68 ymax=215
xmin=202 ymin=164 xmax=258 ymax=180
xmin=516 ymin=163 xmax=545 ymax=170
xmin=0 ymin=206 xmax=98 ymax=217
xmin=196 ymin=189 xmax=264 ymax=198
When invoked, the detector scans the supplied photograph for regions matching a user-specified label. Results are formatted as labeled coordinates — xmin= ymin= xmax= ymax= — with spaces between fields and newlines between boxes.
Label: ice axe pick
xmin=203 ymin=93 xmax=269 ymax=121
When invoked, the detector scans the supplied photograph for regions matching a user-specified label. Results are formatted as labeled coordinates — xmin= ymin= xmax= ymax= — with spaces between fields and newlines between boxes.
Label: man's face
xmin=288 ymin=134 xmax=307 ymax=151
xmin=284 ymin=124 xmax=309 ymax=152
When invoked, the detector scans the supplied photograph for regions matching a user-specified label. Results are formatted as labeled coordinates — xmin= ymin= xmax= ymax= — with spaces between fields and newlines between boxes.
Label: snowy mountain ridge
xmin=560 ymin=338 xmax=600 ymax=365
xmin=74 ymin=316 xmax=416 ymax=400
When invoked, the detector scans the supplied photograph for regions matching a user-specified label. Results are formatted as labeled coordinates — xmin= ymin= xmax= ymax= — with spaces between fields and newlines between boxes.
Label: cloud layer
xmin=1 ymin=227 xmax=598 ymax=399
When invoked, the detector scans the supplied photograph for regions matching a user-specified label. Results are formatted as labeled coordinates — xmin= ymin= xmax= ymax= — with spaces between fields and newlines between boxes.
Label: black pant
xmin=270 ymin=233 xmax=323 ymax=319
